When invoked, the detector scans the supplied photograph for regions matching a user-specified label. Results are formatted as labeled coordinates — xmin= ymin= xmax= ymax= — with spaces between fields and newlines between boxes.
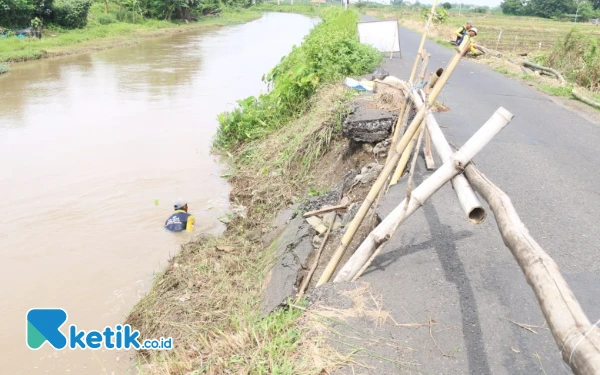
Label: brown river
xmin=0 ymin=12 xmax=317 ymax=374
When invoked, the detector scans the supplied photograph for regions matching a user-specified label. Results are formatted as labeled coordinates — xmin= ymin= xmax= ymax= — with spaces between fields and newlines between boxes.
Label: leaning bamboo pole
xmin=463 ymin=165 xmax=600 ymax=375
xmin=408 ymin=0 xmax=440 ymax=84
xmin=316 ymin=43 xmax=469 ymax=286
xmin=334 ymin=107 xmax=514 ymax=282
xmin=407 ymin=89 xmax=486 ymax=224
xmin=389 ymin=118 xmax=423 ymax=185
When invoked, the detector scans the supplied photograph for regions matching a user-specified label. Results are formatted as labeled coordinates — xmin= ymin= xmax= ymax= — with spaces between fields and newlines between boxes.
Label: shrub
xmin=52 ymin=0 xmax=92 ymax=28
xmin=96 ymin=13 xmax=116 ymax=24
xmin=214 ymin=8 xmax=381 ymax=148
xmin=421 ymin=7 xmax=448 ymax=23
xmin=545 ymin=30 xmax=600 ymax=92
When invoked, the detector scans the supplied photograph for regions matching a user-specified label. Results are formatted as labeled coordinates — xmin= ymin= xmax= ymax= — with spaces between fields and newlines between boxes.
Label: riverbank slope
xmin=125 ymin=8 xmax=384 ymax=374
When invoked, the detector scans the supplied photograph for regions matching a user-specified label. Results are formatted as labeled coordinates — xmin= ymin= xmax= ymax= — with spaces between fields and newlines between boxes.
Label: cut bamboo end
xmin=468 ymin=206 xmax=487 ymax=224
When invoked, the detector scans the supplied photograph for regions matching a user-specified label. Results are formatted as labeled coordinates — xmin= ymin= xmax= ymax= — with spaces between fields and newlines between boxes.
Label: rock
xmin=312 ymin=235 xmax=323 ymax=248
xmin=357 ymin=171 xmax=378 ymax=184
xmin=371 ymin=67 xmax=389 ymax=81
xmin=361 ymin=162 xmax=384 ymax=175
xmin=323 ymin=211 xmax=337 ymax=226
xmin=362 ymin=143 xmax=374 ymax=153
xmin=306 ymin=216 xmax=327 ymax=234
xmin=333 ymin=220 xmax=342 ymax=231
xmin=342 ymin=203 xmax=360 ymax=227
xmin=373 ymin=139 xmax=391 ymax=157
xmin=340 ymin=196 xmax=350 ymax=206
xmin=342 ymin=104 xmax=397 ymax=143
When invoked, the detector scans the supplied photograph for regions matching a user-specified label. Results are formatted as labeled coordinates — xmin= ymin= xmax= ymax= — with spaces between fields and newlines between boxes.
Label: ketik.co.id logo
xmin=27 ymin=308 xmax=172 ymax=350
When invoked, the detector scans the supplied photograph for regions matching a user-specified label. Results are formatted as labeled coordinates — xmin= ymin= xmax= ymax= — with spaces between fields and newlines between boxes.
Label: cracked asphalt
xmin=336 ymin=15 xmax=600 ymax=375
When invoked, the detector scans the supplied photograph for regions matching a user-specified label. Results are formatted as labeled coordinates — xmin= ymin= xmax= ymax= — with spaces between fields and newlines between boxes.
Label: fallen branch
xmin=572 ymin=88 xmax=600 ymax=110
xmin=464 ymin=164 xmax=600 ymax=374
xmin=303 ymin=204 xmax=348 ymax=218
xmin=334 ymin=107 xmax=514 ymax=282
xmin=522 ymin=61 xmax=566 ymax=84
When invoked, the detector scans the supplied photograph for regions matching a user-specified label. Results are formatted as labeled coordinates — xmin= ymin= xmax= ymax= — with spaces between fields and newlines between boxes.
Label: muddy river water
xmin=0 ymin=12 xmax=317 ymax=374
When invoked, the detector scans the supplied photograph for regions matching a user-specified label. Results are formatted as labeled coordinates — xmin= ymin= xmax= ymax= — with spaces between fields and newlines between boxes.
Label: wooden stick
xmin=316 ymin=43 xmax=470 ymax=286
xmin=463 ymin=164 xmax=600 ymax=374
xmin=303 ymin=204 xmax=348 ymax=218
xmin=408 ymin=0 xmax=440 ymax=84
xmin=334 ymin=107 xmax=513 ymax=282
xmin=295 ymin=215 xmax=336 ymax=303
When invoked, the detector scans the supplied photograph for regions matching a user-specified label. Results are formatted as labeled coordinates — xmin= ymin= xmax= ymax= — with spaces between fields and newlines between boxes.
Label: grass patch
xmin=214 ymin=7 xmax=381 ymax=149
xmin=126 ymin=84 xmax=356 ymax=374
xmin=0 ymin=9 xmax=261 ymax=63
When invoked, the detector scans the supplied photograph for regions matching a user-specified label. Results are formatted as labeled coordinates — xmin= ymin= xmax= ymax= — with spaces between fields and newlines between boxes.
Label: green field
xmin=364 ymin=6 xmax=600 ymax=53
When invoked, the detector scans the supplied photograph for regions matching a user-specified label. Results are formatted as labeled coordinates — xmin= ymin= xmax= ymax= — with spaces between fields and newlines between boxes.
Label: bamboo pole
xmin=408 ymin=88 xmax=486 ymax=224
xmin=424 ymin=129 xmax=435 ymax=170
xmin=463 ymin=165 xmax=600 ymax=375
xmin=352 ymin=126 xmax=427 ymax=281
xmin=409 ymin=0 xmax=440 ymax=84
xmin=334 ymin=107 xmax=513 ymax=282
xmin=389 ymin=119 xmax=422 ymax=185
xmin=316 ymin=43 xmax=470 ymax=286
xmin=572 ymin=88 xmax=600 ymax=110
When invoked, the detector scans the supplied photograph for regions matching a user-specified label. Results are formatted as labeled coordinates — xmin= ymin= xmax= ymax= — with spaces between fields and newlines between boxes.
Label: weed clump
xmin=545 ymin=30 xmax=600 ymax=92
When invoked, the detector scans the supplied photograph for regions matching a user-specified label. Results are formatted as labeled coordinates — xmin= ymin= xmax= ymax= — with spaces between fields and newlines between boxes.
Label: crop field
xmin=364 ymin=6 xmax=600 ymax=53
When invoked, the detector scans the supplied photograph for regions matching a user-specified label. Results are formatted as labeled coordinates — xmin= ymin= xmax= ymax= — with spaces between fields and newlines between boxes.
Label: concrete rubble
xmin=342 ymin=101 xmax=397 ymax=143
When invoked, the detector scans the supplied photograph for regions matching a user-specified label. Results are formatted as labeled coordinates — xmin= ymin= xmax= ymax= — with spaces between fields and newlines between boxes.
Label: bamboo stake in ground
xmin=408 ymin=0 xmax=440 ymax=84
xmin=463 ymin=164 xmax=600 ymax=375
xmin=389 ymin=119 xmax=423 ymax=185
xmin=316 ymin=43 xmax=470 ymax=286
xmin=334 ymin=107 xmax=514 ymax=282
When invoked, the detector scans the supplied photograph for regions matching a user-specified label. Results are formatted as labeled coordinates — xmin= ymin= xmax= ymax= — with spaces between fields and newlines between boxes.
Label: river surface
xmin=0 ymin=12 xmax=317 ymax=374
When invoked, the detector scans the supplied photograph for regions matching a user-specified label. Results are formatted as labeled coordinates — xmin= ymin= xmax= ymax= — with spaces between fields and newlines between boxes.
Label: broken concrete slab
xmin=342 ymin=102 xmax=397 ymax=143
xmin=261 ymin=214 xmax=313 ymax=316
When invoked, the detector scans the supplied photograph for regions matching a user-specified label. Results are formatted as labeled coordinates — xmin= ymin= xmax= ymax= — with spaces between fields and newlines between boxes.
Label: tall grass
xmin=214 ymin=7 xmax=381 ymax=149
xmin=544 ymin=30 xmax=600 ymax=92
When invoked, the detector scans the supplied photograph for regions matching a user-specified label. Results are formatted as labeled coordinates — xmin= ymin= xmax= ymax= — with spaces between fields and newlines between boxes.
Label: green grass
xmin=0 ymin=8 xmax=260 ymax=63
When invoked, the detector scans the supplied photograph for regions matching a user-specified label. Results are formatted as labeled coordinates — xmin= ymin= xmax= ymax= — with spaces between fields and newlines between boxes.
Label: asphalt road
xmin=350 ymin=16 xmax=600 ymax=375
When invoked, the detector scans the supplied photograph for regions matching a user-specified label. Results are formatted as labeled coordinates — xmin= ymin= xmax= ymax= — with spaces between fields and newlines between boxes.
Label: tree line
xmin=0 ymin=0 xmax=255 ymax=29
xmin=500 ymin=0 xmax=600 ymax=20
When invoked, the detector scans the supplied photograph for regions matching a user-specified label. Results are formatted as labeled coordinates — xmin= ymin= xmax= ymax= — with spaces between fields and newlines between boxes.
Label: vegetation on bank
xmin=0 ymin=6 xmax=260 ymax=62
xmin=214 ymin=7 xmax=381 ymax=148
xmin=0 ymin=62 xmax=9 ymax=73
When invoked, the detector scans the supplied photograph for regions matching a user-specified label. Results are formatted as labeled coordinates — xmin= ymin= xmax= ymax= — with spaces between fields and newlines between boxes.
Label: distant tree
xmin=392 ymin=0 xmax=404 ymax=5
xmin=593 ymin=0 xmax=600 ymax=9
xmin=526 ymin=0 xmax=574 ymax=18
xmin=414 ymin=1 xmax=421 ymax=7
xmin=442 ymin=2 xmax=451 ymax=9
xmin=500 ymin=0 xmax=525 ymax=15
xmin=473 ymin=5 xmax=489 ymax=13
xmin=574 ymin=0 xmax=595 ymax=21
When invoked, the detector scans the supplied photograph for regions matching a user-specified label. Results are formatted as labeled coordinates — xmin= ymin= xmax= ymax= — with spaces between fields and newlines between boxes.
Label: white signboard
xmin=357 ymin=20 xmax=400 ymax=53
